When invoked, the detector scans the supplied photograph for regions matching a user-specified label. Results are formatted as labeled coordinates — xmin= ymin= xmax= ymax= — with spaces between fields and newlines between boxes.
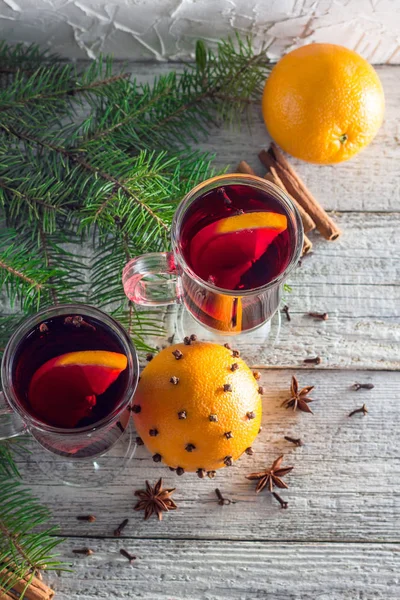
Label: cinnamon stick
xmin=259 ymin=144 xmax=341 ymax=241
xmin=264 ymin=169 xmax=316 ymax=233
xmin=302 ymin=235 xmax=313 ymax=255
xmin=0 ymin=572 xmax=54 ymax=600
xmin=236 ymin=160 xmax=257 ymax=176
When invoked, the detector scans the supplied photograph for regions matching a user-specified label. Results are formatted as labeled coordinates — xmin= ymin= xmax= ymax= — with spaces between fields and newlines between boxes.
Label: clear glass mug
xmin=123 ymin=174 xmax=303 ymax=335
xmin=0 ymin=305 xmax=139 ymax=484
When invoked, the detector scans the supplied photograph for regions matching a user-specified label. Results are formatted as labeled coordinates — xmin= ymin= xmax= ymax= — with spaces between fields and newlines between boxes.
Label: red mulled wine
xmin=13 ymin=314 xmax=129 ymax=429
xmin=178 ymin=183 xmax=294 ymax=333
xmin=181 ymin=184 xmax=291 ymax=290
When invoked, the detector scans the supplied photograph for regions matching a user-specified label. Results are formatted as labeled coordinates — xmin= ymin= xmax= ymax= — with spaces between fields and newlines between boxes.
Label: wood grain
xmin=46 ymin=538 xmax=400 ymax=600
xmin=17 ymin=370 xmax=400 ymax=542
xmin=6 ymin=63 xmax=400 ymax=600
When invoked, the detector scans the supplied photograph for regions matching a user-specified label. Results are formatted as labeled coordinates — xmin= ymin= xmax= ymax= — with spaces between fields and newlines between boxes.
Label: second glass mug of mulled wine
xmin=123 ymin=174 xmax=303 ymax=335
xmin=0 ymin=304 xmax=139 ymax=486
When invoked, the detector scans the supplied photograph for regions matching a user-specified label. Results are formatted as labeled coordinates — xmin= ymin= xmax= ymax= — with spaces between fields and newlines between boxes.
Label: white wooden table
xmin=16 ymin=64 xmax=400 ymax=599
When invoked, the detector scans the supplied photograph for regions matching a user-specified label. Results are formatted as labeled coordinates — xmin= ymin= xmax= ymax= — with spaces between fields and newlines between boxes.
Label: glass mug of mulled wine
xmin=0 ymin=304 xmax=139 ymax=486
xmin=123 ymin=174 xmax=303 ymax=335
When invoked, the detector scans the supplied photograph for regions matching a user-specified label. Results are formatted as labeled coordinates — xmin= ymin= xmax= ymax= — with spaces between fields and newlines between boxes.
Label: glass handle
xmin=122 ymin=252 xmax=181 ymax=307
xmin=0 ymin=391 xmax=25 ymax=440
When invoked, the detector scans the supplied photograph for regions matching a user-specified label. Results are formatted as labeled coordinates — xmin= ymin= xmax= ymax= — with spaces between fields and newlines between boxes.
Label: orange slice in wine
xmin=190 ymin=211 xmax=287 ymax=289
xmin=28 ymin=350 xmax=128 ymax=428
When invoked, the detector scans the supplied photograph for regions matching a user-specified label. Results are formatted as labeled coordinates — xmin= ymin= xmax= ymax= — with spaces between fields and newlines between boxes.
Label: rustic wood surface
xmin=15 ymin=64 xmax=400 ymax=598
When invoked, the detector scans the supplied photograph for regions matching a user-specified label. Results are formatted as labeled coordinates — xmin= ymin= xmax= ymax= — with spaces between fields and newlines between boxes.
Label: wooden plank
xmin=17 ymin=370 xmax=400 ymax=542
xmin=45 ymin=538 xmax=400 ymax=600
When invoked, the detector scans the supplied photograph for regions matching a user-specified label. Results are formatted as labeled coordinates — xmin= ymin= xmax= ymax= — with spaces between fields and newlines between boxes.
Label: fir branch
xmin=0 ymin=479 xmax=64 ymax=595
xmin=0 ymin=125 xmax=170 ymax=236
xmin=0 ymin=72 xmax=130 ymax=113
xmin=0 ymin=259 xmax=43 ymax=291
xmin=0 ymin=226 xmax=86 ymax=311
xmin=0 ymin=42 xmax=58 ymax=75
xmin=0 ymin=443 xmax=21 ymax=478
xmin=78 ymin=36 xmax=270 ymax=153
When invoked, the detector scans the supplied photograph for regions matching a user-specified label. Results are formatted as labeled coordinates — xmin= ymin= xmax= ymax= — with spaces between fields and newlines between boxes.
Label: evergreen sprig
xmin=0 ymin=479 xmax=64 ymax=595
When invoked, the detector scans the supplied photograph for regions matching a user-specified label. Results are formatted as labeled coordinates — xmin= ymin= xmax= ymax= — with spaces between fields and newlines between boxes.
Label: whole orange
xmin=132 ymin=340 xmax=262 ymax=473
xmin=262 ymin=43 xmax=385 ymax=164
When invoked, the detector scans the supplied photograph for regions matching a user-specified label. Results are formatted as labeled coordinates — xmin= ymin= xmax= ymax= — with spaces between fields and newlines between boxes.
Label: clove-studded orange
xmin=132 ymin=340 xmax=262 ymax=473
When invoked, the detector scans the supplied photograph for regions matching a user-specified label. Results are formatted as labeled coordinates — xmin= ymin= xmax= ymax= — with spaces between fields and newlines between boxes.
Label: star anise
xmin=282 ymin=375 xmax=314 ymax=413
xmin=246 ymin=455 xmax=293 ymax=493
xmin=134 ymin=478 xmax=177 ymax=521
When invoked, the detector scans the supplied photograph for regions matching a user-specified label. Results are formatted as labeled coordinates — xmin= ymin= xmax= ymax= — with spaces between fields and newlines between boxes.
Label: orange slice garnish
xmin=28 ymin=350 xmax=127 ymax=428
xmin=190 ymin=211 xmax=287 ymax=290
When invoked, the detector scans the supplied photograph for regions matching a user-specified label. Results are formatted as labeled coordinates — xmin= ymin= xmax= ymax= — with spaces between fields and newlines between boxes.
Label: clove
xmin=64 ymin=315 xmax=96 ymax=331
xmin=214 ymin=488 xmax=234 ymax=506
xmin=76 ymin=515 xmax=96 ymax=522
xmin=304 ymin=356 xmax=321 ymax=365
xmin=114 ymin=518 xmax=129 ymax=537
xmin=73 ymin=548 xmax=93 ymax=556
xmin=284 ymin=435 xmax=304 ymax=447
xmin=308 ymin=312 xmax=328 ymax=321
xmin=119 ymin=548 xmax=136 ymax=564
xmin=272 ymin=492 xmax=288 ymax=509
xmin=348 ymin=404 xmax=368 ymax=417
xmin=352 ymin=383 xmax=374 ymax=391
xmin=218 ymin=187 xmax=232 ymax=206
xmin=281 ymin=305 xmax=291 ymax=322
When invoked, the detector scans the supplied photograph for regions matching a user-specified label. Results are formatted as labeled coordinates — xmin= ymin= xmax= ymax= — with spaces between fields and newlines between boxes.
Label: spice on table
xmin=236 ymin=160 xmax=256 ymax=175
xmin=272 ymin=492 xmax=289 ymax=509
xmin=304 ymin=356 xmax=321 ymax=365
xmin=246 ymin=455 xmax=293 ymax=493
xmin=352 ymin=383 xmax=374 ymax=391
xmin=114 ymin=518 xmax=129 ymax=537
xmin=284 ymin=435 xmax=304 ymax=447
xmin=259 ymin=143 xmax=341 ymax=241
xmin=282 ymin=375 xmax=314 ymax=414
xmin=214 ymin=488 xmax=234 ymax=505
xmin=72 ymin=548 xmax=94 ymax=556
xmin=302 ymin=236 xmax=313 ymax=255
xmin=134 ymin=478 xmax=177 ymax=521
xmin=119 ymin=548 xmax=136 ymax=564
xmin=281 ymin=305 xmax=291 ymax=321
xmin=76 ymin=515 xmax=96 ymax=522
xmin=308 ymin=312 xmax=329 ymax=320
xmin=348 ymin=404 xmax=368 ymax=417
xmin=0 ymin=570 xmax=55 ymax=600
